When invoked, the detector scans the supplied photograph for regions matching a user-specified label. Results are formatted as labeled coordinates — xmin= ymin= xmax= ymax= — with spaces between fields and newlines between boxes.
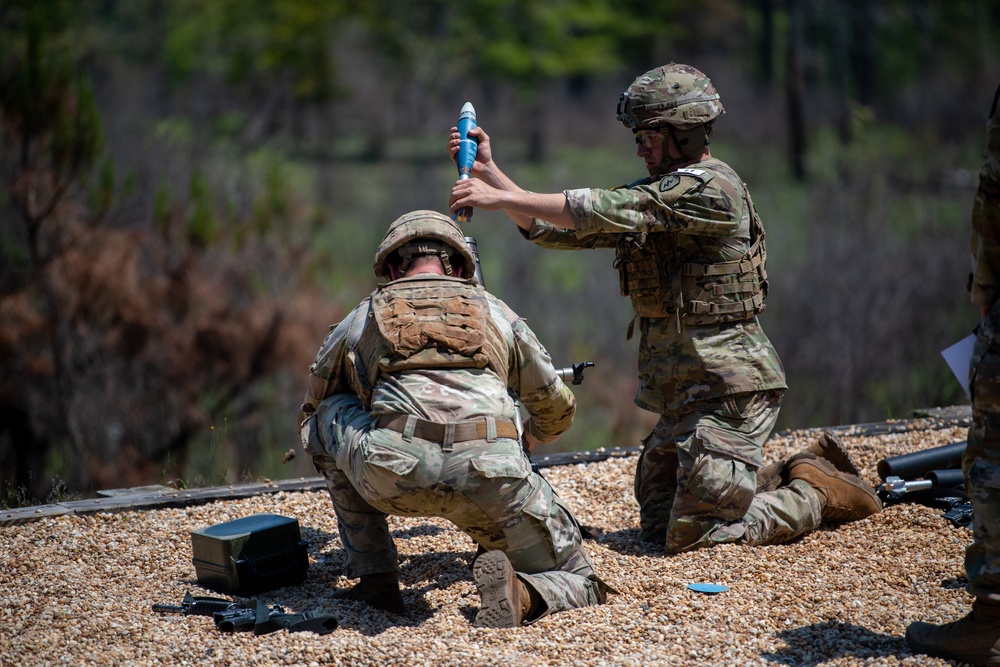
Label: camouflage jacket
xmin=298 ymin=275 xmax=576 ymax=444
xmin=523 ymin=157 xmax=786 ymax=414
xmin=971 ymin=83 xmax=1000 ymax=309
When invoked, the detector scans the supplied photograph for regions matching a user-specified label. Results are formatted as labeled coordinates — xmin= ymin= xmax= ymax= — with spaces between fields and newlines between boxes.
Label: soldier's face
xmin=634 ymin=130 xmax=665 ymax=172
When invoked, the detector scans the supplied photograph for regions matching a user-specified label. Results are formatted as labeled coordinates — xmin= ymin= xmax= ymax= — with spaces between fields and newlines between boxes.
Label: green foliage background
xmin=2 ymin=0 xmax=999 ymax=500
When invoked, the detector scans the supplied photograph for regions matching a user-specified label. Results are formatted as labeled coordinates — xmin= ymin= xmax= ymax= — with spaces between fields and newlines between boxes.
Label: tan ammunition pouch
xmin=353 ymin=276 xmax=509 ymax=403
xmin=614 ymin=183 xmax=768 ymax=327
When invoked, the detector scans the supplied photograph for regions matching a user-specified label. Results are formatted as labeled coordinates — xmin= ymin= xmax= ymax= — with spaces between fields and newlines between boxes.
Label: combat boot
xmin=787 ymin=452 xmax=882 ymax=522
xmin=905 ymin=602 xmax=1000 ymax=665
xmin=333 ymin=571 xmax=406 ymax=614
xmin=805 ymin=431 xmax=863 ymax=477
xmin=757 ymin=432 xmax=863 ymax=494
xmin=472 ymin=550 xmax=539 ymax=628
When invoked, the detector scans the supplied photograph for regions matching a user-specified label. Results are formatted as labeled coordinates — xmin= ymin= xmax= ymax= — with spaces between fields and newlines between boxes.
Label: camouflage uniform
xmin=904 ymin=83 xmax=1000 ymax=665
xmin=521 ymin=65 xmax=823 ymax=553
xmin=298 ymin=213 xmax=606 ymax=621
xmin=967 ymin=81 xmax=1000 ymax=606
xmin=524 ymin=158 xmax=824 ymax=553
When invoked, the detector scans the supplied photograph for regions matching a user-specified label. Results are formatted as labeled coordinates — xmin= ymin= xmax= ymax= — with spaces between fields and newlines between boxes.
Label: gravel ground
xmin=0 ymin=417 xmax=978 ymax=667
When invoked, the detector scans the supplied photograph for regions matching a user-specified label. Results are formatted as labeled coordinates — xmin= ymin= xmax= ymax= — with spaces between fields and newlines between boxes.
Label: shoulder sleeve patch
xmin=659 ymin=174 xmax=681 ymax=192
xmin=658 ymin=168 xmax=715 ymax=193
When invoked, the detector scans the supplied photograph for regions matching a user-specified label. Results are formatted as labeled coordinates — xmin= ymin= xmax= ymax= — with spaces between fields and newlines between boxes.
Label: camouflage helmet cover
xmin=373 ymin=210 xmax=476 ymax=279
xmin=617 ymin=63 xmax=724 ymax=130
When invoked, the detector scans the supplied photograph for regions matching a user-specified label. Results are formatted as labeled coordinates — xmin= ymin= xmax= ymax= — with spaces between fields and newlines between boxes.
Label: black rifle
xmin=876 ymin=441 xmax=972 ymax=529
xmin=251 ymin=599 xmax=339 ymax=635
xmin=152 ymin=591 xmax=241 ymax=617
xmin=154 ymin=592 xmax=338 ymax=635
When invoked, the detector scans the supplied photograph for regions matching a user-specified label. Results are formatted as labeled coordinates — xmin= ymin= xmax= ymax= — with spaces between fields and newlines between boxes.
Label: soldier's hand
xmin=448 ymin=125 xmax=493 ymax=175
xmin=449 ymin=177 xmax=505 ymax=213
xmin=522 ymin=421 xmax=543 ymax=454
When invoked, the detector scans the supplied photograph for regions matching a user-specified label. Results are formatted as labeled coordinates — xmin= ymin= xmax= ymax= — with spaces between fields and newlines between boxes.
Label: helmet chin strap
xmin=649 ymin=125 xmax=710 ymax=177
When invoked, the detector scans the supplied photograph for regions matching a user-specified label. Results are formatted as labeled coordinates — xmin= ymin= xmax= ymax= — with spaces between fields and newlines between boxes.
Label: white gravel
xmin=0 ymin=416 xmax=976 ymax=666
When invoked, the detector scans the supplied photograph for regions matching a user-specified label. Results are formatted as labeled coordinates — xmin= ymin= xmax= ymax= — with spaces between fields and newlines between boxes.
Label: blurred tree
xmin=0 ymin=0 xmax=103 ymax=496
xmin=2 ymin=0 xmax=1000 ymax=500
xmin=0 ymin=0 xmax=328 ymax=501
xmin=784 ymin=0 xmax=807 ymax=180
xmin=156 ymin=0 xmax=348 ymax=149
xmin=447 ymin=0 xmax=624 ymax=162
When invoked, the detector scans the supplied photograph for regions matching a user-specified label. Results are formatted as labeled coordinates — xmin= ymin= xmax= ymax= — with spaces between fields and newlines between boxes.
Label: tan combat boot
xmin=806 ymin=431 xmax=863 ymax=477
xmin=472 ymin=550 xmax=538 ymax=628
xmin=905 ymin=602 xmax=1000 ymax=665
xmin=757 ymin=431 xmax=863 ymax=494
xmin=333 ymin=571 xmax=406 ymax=614
xmin=787 ymin=452 xmax=882 ymax=522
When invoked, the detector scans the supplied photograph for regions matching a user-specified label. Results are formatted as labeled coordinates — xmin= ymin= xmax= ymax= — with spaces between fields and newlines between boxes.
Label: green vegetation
xmin=1 ymin=0 xmax=997 ymax=505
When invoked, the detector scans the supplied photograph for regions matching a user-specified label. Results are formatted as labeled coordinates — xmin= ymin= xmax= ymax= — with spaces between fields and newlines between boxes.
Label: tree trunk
xmin=785 ymin=0 xmax=807 ymax=181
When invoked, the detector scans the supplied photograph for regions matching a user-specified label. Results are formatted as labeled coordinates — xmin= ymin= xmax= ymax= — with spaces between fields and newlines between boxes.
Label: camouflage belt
xmin=376 ymin=414 xmax=518 ymax=446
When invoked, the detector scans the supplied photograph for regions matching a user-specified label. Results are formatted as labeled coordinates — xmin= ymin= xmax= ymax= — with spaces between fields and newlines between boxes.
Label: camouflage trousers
xmin=966 ymin=305 xmax=1000 ymax=603
xmin=634 ymin=389 xmax=822 ymax=553
xmin=301 ymin=393 xmax=607 ymax=620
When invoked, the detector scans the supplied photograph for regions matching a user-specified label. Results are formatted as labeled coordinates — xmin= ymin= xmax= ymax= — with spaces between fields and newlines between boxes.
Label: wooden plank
xmin=1 ymin=504 xmax=75 ymax=525
xmin=97 ymin=484 xmax=176 ymax=498
xmin=1 ymin=477 xmax=328 ymax=526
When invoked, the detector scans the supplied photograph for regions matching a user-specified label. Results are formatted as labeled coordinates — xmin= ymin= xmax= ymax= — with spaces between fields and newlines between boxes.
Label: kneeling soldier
xmin=298 ymin=210 xmax=609 ymax=626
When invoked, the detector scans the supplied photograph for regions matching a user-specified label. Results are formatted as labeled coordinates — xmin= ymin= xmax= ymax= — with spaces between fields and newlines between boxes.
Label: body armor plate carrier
xmin=354 ymin=276 xmax=509 ymax=400
xmin=614 ymin=182 xmax=768 ymax=327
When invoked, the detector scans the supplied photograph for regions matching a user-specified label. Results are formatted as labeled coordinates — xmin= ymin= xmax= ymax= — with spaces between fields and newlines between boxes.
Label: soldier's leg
xmin=508 ymin=492 xmax=608 ymax=619
xmin=906 ymin=312 xmax=1000 ymax=662
xmin=303 ymin=394 xmax=399 ymax=577
xmin=634 ymin=417 xmax=680 ymax=544
xmin=967 ymin=369 xmax=1000 ymax=605
xmin=443 ymin=439 xmax=606 ymax=622
xmin=665 ymin=391 xmax=822 ymax=553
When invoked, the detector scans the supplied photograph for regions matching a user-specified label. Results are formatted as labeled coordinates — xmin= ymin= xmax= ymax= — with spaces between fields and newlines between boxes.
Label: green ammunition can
xmin=190 ymin=513 xmax=309 ymax=595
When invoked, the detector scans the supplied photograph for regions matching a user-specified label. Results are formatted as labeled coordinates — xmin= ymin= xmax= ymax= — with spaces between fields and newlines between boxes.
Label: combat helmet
xmin=616 ymin=63 xmax=724 ymax=131
xmin=373 ymin=210 xmax=476 ymax=280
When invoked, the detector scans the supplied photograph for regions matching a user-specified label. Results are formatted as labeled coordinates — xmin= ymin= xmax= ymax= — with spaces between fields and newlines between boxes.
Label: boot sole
xmin=814 ymin=432 xmax=863 ymax=477
xmin=473 ymin=551 xmax=519 ymax=628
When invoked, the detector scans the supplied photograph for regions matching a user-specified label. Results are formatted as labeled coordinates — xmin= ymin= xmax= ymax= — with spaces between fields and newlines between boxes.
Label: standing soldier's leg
xmin=906 ymin=81 xmax=1000 ymax=663
xmin=966 ymin=412 xmax=1000 ymax=611
xmin=966 ymin=312 xmax=1000 ymax=609
xmin=907 ymin=313 xmax=1000 ymax=662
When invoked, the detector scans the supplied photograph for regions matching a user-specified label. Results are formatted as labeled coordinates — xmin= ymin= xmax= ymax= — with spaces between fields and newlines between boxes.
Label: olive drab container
xmin=190 ymin=513 xmax=309 ymax=595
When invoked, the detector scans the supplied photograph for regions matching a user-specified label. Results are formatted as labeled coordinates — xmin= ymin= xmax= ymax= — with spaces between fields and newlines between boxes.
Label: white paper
xmin=941 ymin=334 xmax=976 ymax=397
